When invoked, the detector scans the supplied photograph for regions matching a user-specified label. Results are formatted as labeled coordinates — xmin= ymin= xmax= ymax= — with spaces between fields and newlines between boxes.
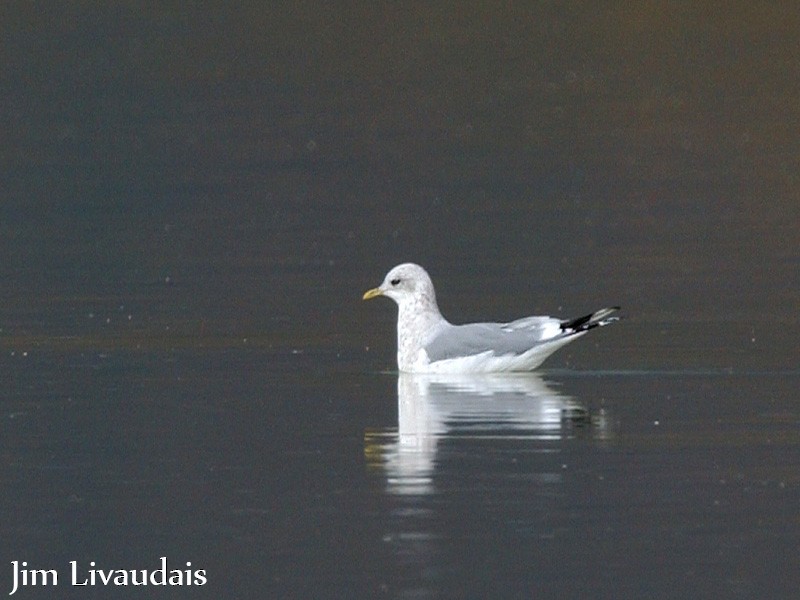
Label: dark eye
xmin=390 ymin=278 xmax=401 ymax=286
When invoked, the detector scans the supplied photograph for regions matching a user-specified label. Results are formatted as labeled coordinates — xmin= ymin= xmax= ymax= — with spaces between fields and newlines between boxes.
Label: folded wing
xmin=424 ymin=307 xmax=620 ymax=363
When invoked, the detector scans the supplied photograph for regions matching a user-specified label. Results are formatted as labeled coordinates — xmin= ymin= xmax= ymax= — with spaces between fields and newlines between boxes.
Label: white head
xmin=362 ymin=263 xmax=438 ymax=308
xmin=363 ymin=263 xmax=448 ymax=371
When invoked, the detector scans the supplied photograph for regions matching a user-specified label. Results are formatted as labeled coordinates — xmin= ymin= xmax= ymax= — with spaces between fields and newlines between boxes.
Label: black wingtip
xmin=561 ymin=307 xmax=621 ymax=333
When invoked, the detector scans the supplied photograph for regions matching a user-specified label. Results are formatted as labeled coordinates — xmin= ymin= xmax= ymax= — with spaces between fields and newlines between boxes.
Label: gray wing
xmin=424 ymin=320 xmax=563 ymax=362
xmin=424 ymin=308 xmax=620 ymax=362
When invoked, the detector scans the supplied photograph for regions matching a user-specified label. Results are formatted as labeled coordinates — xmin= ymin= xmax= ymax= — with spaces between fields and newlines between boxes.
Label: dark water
xmin=1 ymin=4 xmax=799 ymax=599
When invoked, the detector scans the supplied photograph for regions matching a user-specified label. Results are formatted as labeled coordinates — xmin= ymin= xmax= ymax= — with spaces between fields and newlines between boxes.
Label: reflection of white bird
xmin=374 ymin=373 xmax=593 ymax=496
xmin=363 ymin=263 xmax=619 ymax=373
xmin=398 ymin=373 xmax=585 ymax=438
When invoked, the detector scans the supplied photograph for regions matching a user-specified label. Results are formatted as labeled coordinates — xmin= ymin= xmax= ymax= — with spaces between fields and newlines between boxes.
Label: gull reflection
xmin=366 ymin=373 xmax=610 ymax=496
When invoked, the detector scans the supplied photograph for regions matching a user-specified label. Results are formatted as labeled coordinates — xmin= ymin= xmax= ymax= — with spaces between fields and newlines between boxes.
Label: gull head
xmin=362 ymin=263 xmax=437 ymax=308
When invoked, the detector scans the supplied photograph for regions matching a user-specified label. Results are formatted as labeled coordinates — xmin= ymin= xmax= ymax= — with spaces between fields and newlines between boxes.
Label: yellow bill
xmin=362 ymin=287 xmax=383 ymax=300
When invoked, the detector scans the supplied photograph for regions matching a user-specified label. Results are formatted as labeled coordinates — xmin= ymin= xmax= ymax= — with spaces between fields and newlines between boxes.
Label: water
xmin=4 ymin=347 xmax=797 ymax=598
xmin=1 ymin=3 xmax=799 ymax=599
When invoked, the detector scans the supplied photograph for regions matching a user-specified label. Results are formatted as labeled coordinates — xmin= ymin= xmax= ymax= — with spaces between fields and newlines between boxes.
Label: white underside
xmin=402 ymin=332 xmax=585 ymax=374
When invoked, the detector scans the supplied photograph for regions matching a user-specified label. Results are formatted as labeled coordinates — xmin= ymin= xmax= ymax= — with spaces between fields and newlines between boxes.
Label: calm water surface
xmin=2 ymin=325 xmax=798 ymax=599
xmin=2 ymin=3 xmax=799 ymax=599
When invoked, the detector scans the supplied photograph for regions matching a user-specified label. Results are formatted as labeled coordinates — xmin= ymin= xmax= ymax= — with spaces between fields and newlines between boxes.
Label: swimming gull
xmin=363 ymin=263 xmax=619 ymax=373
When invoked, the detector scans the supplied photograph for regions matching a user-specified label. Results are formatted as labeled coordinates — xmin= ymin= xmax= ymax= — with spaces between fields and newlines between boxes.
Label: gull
xmin=363 ymin=263 xmax=619 ymax=373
